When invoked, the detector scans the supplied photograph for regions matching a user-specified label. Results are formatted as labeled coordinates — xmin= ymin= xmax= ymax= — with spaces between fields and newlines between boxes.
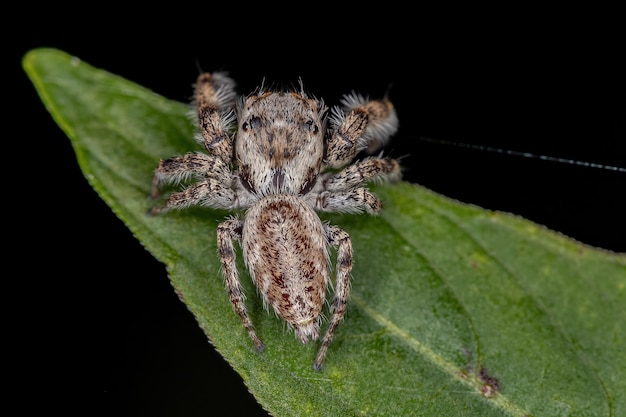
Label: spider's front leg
xmin=325 ymin=94 xmax=399 ymax=168
xmin=194 ymin=72 xmax=238 ymax=162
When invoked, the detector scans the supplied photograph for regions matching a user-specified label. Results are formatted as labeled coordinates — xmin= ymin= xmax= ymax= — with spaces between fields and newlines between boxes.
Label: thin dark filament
xmin=418 ymin=136 xmax=626 ymax=173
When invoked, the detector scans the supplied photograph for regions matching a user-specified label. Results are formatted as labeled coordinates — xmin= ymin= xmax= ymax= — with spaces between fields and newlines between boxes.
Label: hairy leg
xmin=313 ymin=224 xmax=352 ymax=371
xmin=322 ymin=156 xmax=400 ymax=192
xmin=194 ymin=72 xmax=238 ymax=162
xmin=325 ymin=95 xmax=399 ymax=168
xmin=151 ymin=152 xmax=231 ymax=199
xmin=308 ymin=188 xmax=383 ymax=215
xmin=217 ymin=219 xmax=265 ymax=352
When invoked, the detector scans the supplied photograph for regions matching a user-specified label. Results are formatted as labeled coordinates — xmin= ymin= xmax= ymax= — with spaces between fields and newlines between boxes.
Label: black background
xmin=11 ymin=6 xmax=625 ymax=417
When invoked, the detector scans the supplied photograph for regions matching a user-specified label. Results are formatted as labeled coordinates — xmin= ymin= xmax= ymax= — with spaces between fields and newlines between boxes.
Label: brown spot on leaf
xmin=479 ymin=367 xmax=500 ymax=398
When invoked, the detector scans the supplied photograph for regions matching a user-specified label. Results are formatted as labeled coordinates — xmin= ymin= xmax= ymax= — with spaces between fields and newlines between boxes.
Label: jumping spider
xmin=149 ymin=72 xmax=401 ymax=370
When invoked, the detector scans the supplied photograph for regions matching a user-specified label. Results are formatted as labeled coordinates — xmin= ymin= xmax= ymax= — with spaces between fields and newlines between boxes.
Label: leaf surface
xmin=24 ymin=48 xmax=626 ymax=417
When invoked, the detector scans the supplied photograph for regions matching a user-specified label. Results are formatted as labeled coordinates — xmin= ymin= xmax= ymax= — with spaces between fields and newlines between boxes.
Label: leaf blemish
xmin=479 ymin=366 xmax=501 ymax=398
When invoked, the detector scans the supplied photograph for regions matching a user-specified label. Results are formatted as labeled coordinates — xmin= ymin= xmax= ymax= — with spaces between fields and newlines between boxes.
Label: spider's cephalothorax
xmin=150 ymin=72 xmax=401 ymax=370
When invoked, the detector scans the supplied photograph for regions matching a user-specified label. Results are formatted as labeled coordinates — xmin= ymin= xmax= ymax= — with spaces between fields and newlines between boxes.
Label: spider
xmin=149 ymin=72 xmax=401 ymax=370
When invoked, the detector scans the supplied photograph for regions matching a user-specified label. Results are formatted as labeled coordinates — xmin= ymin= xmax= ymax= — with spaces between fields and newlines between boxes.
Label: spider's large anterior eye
xmin=304 ymin=120 xmax=319 ymax=134
xmin=242 ymin=116 xmax=262 ymax=132
xmin=249 ymin=116 xmax=261 ymax=129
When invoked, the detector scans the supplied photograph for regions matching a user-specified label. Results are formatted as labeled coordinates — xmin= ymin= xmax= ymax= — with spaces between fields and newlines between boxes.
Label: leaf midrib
xmin=379 ymin=184 xmax=612 ymax=416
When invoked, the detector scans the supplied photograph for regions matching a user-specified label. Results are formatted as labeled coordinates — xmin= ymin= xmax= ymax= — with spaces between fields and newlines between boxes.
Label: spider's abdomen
xmin=242 ymin=194 xmax=329 ymax=343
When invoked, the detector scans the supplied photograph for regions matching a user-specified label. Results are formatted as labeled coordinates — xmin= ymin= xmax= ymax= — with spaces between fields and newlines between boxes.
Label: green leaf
xmin=24 ymin=47 xmax=625 ymax=417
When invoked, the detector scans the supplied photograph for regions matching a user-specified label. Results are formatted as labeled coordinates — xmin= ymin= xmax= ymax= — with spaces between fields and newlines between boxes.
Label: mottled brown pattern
xmin=195 ymin=73 xmax=234 ymax=161
xmin=149 ymin=72 xmax=401 ymax=370
xmin=324 ymin=108 xmax=369 ymax=168
xmin=243 ymin=195 xmax=328 ymax=343
xmin=236 ymin=91 xmax=325 ymax=195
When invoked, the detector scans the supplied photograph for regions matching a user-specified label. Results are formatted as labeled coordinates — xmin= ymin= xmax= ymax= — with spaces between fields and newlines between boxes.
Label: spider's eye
xmin=242 ymin=116 xmax=262 ymax=132
xmin=304 ymin=120 xmax=319 ymax=134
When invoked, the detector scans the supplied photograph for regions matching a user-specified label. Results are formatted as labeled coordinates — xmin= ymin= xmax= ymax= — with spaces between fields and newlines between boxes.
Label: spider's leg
xmin=149 ymin=175 xmax=254 ymax=215
xmin=150 ymin=152 xmax=230 ymax=199
xmin=218 ymin=218 xmax=265 ymax=352
xmin=323 ymin=156 xmax=400 ymax=192
xmin=340 ymin=93 xmax=399 ymax=154
xmin=194 ymin=72 xmax=238 ymax=163
xmin=308 ymin=187 xmax=383 ymax=215
xmin=313 ymin=224 xmax=352 ymax=371
xmin=304 ymin=156 xmax=400 ymax=214
xmin=324 ymin=95 xmax=398 ymax=168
